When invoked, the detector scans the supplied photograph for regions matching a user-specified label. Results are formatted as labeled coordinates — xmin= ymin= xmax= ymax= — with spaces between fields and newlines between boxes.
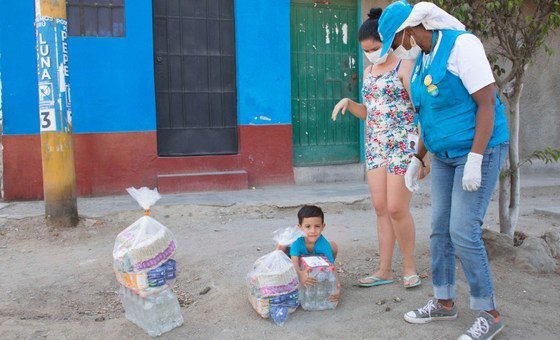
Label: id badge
xmin=407 ymin=133 xmax=419 ymax=153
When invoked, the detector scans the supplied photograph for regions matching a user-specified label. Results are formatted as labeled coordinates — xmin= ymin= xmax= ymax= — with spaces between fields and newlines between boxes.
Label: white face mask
xmin=364 ymin=49 xmax=390 ymax=65
xmin=393 ymin=32 xmax=421 ymax=60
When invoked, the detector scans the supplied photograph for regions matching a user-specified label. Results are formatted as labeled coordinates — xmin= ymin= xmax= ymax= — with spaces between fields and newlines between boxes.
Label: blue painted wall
xmin=68 ymin=1 xmax=157 ymax=134
xmin=235 ymin=0 xmax=292 ymax=125
xmin=0 ymin=0 xmax=291 ymax=136
xmin=0 ymin=1 xmax=38 ymax=135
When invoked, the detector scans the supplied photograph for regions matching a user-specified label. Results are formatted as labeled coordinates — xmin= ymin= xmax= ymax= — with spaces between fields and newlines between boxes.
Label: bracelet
xmin=414 ymin=154 xmax=426 ymax=167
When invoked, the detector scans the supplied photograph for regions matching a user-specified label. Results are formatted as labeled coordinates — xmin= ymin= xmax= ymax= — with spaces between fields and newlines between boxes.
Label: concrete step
xmin=293 ymin=163 xmax=366 ymax=185
xmin=157 ymin=170 xmax=248 ymax=193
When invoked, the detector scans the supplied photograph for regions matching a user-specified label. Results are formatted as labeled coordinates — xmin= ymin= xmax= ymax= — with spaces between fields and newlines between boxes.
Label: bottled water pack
xmin=299 ymin=256 xmax=338 ymax=311
xmin=120 ymin=286 xmax=184 ymax=337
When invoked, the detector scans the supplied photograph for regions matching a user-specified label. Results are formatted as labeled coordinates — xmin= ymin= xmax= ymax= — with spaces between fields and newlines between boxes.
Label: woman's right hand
xmin=331 ymin=98 xmax=350 ymax=121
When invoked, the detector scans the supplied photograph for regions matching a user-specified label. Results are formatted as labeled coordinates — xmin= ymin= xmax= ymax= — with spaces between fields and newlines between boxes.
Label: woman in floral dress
xmin=332 ymin=8 xmax=427 ymax=288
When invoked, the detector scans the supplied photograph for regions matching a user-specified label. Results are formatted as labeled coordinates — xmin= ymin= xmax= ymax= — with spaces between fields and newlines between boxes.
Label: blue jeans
xmin=430 ymin=143 xmax=508 ymax=311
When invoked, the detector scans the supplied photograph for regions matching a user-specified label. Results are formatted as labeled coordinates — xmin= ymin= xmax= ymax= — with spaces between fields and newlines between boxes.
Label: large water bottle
xmin=315 ymin=268 xmax=328 ymax=309
xmin=120 ymin=286 xmax=184 ymax=336
xmin=305 ymin=270 xmax=318 ymax=310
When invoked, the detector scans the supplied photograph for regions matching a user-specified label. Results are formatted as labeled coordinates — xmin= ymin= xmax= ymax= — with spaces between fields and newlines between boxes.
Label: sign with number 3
xmin=40 ymin=108 xmax=57 ymax=132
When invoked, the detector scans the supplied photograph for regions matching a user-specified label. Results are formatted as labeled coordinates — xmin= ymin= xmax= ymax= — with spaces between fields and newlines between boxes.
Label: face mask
xmin=364 ymin=49 xmax=390 ymax=65
xmin=393 ymin=32 xmax=422 ymax=60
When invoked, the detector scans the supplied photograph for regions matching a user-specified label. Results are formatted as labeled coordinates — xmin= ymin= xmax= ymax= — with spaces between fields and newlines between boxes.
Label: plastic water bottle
xmin=315 ymin=268 xmax=328 ymax=309
xmin=300 ymin=266 xmax=338 ymax=311
xmin=120 ymin=286 xmax=184 ymax=336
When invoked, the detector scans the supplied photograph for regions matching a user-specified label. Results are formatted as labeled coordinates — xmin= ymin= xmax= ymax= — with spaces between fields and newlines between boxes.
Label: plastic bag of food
xmin=273 ymin=226 xmax=306 ymax=247
xmin=113 ymin=187 xmax=177 ymax=294
xmin=246 ymin=250 xmax=299 ymax=326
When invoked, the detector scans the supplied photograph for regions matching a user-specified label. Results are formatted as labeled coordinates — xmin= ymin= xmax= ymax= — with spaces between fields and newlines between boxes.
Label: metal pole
xmin=34 ymin=0 xmax=78 ymax=227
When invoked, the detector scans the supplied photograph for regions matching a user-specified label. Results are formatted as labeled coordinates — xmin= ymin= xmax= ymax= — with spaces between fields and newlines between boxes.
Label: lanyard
xmin=423 ymin=31 xmax=440 ymax=96
xmin=423 ymin=31 xmax=439 ymax=72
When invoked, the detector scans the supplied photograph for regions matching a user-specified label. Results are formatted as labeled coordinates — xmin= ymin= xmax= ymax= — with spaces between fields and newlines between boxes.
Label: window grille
xmin=67 ymin=0 xmax=125 ymax=37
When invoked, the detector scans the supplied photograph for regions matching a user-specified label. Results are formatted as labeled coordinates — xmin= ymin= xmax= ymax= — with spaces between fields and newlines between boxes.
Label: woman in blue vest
xmin=378 ymin=2 xmax=509 ymax=339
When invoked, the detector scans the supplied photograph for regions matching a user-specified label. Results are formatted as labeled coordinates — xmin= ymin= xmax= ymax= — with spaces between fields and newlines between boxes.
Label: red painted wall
xmin=2 ymin=125 xmax=294 ymax=200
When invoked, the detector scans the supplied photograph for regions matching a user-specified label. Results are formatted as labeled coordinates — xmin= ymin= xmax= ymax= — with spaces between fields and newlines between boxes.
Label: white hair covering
xmin=396 ymin=1 xmax=465 ymax=33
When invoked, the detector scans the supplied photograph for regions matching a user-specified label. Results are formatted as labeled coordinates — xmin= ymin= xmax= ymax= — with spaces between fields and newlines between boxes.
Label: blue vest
xmin=410 ymin=30 xmax=509 ymax=158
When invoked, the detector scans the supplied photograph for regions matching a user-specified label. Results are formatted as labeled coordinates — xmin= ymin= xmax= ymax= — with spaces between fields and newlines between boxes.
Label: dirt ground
xmin=0 ymin=185 xmax=559 ymax=339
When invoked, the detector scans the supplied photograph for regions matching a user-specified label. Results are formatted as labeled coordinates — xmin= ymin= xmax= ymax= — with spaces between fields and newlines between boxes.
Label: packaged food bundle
xmin=114 ymin=187 xmax=183 ymax=336
xmin=113 ymin=188 xmax=178 ymax=295
xmin=247 ymin=250 xmax=299 ymax=326
xmin=299 ymin=255 xmax=338 ymax=311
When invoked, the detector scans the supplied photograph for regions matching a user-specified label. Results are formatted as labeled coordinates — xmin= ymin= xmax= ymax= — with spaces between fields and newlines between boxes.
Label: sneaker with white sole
xmin=404 ymin=298 xmax=458 ymax=324
xmin=458 ymin=311 xmax=504 ymax=340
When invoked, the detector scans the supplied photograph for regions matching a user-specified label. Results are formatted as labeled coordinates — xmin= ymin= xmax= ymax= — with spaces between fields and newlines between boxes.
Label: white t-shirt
xmin=423 ymin=32 xmax=495 ymax=94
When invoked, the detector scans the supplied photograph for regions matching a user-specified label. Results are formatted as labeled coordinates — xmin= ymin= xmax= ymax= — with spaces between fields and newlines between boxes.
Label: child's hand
xmin=299 ymin=271 xmax=316 ymax=287
xmin=329 ymin=283 xmax=341 ymax=302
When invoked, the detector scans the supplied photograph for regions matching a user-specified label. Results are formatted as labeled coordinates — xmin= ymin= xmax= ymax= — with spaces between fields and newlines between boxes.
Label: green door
xmin=291 ymin=0 xmax=360 ymax=166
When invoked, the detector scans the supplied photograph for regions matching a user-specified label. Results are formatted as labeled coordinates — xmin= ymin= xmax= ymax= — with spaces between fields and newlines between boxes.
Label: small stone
xmin=420 ymin=273 xmax=429 ymax=279
xmin=365 ymin=257 xmax=372 ymax=262
xmin=353 ymin=238 xmax=359 ymax=242
xmin=376 ymin=299 xmax=386 ymax=305
xmin=95 ymin=316 xmax=105 ymax=322
xmin=337 ymin=269 xmax=345 ymax=274
xmin=393 ymin=297 xmax=401 ymax=303
xmin=256 ymin=247 xmax=261 ymax=251
xmin=385 ymin=306 xmax=391 ymax=312
xmin=199 ymin=287 xmax=211 ymax=295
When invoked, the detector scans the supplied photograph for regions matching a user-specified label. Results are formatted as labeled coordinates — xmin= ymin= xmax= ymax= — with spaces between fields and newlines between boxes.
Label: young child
xmin=289 ymin=205 xmax=340 ymax=302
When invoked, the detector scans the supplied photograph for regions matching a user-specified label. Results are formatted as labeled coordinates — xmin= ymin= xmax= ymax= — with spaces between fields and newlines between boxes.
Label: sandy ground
xmin=0 ymin=185 xmax=559 ymax=340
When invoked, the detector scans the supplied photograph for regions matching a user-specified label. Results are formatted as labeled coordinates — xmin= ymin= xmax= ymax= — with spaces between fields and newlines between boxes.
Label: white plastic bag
xmin=246 ymin=250 xmax=299 ymax=326
xmin=273 ymin=226 xmax=306 ymax=247
xmin=113 ymin=187 xmax=176 ymax=282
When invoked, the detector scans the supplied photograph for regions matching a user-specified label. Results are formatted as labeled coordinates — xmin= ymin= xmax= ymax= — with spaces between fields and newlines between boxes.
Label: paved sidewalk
xmin=0 ymin=173 xmax=558 ymax=220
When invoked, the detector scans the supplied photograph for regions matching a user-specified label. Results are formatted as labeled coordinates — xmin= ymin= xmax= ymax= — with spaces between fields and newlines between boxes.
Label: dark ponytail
xmin=359 ymin=8 xmax=382 ymax=42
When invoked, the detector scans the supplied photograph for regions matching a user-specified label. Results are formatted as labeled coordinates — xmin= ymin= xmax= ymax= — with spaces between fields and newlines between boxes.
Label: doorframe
xmin=289 ymin=0 xmax=364 ymax=167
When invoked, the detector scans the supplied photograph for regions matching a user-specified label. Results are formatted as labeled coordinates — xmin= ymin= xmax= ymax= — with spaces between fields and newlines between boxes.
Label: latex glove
xmin=331 ymin=98 xmax=349 ymax=121
xmin=405 ymin=156 xmax=422 ymax=192
xmin=462 ymin=152 xmax=483 ymax=191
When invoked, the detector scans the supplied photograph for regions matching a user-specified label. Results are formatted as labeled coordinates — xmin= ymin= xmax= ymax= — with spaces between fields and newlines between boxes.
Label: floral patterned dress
xmin=362 ymin=62 xmax=418 ymax=175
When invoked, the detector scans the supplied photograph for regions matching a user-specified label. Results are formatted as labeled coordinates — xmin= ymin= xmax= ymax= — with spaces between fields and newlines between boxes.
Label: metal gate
xmin=153 ymin=0 xmax=238 ymax=156
xmin=291 ymin=0 xmax=360 ymax=166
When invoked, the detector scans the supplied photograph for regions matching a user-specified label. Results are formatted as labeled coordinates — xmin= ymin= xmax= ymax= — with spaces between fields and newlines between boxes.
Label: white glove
xmin=405 ymin=156 xmax=422 ymax=192
xmin=331 ymin=98 xmax=349 ymax=121
xmin=462 ymin=152 xmax=483 ymax=191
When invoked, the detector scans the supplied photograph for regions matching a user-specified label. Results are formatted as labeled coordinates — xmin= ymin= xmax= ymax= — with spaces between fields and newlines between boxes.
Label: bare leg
xmin=359 ymin=167 xmax=395 ymax=283
xmin=386 ymin=173 xmax=417 ymax=282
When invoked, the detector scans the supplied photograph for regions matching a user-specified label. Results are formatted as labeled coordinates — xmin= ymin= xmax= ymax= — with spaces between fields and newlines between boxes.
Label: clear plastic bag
xmin=273 ymin=226 xmax=306 ymax=246
xmin=246 ymin=250 xmax=299 ymax=326
xmin=114 ymin=187 xmax=177 ymax=290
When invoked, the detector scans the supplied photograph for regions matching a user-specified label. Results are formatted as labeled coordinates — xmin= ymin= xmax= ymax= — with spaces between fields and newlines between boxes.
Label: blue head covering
xmin=378 ymin=0 xmax=413 ymax=57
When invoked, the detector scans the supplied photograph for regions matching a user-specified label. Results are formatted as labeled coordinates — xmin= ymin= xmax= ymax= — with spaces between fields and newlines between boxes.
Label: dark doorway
xmin=153 ymin=0 xmax=238 ymax=156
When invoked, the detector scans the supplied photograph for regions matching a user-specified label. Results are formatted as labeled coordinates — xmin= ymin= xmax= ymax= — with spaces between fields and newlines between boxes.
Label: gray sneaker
xmin=458 ymin=311 xmax=504 ymax=340
xmin=404 ymin=298 xmax=458 ymax=324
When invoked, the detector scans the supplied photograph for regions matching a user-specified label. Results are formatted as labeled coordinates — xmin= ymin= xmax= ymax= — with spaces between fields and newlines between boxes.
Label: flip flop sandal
xmin=358 ymin=275 xmax=394 ymax=287
xmin=403 ymin=274 xmax=422 ymax=288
